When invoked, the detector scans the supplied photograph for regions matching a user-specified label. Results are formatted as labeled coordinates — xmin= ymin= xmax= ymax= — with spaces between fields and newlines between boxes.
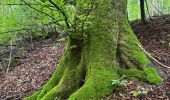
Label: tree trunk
xmin=140 ymin=0 xmax=146 ymax=23
xmin=25 ymin=0 xmax=163 ymax=99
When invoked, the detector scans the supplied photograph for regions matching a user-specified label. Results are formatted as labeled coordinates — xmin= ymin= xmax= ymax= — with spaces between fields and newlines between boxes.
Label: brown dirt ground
xmin=0 ymin=42 xmax=65 ymax=100
xmin=0 ymin=16 xmax=170 ymax=100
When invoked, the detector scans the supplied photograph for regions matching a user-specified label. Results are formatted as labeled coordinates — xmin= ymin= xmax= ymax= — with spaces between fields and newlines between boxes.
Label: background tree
xmin=23 ymin=0 xmax=163 ymax=100
xmin=140 ymin=0 xmax=146 ymax=23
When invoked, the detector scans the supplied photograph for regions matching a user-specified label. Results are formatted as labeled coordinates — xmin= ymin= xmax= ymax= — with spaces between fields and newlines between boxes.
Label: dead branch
xmin=21 ymin=0 xmax=63 ymax=28
xmin=137 ymin=43 xmax=170 ymax=69
xmin=6 ymin=35 xmax=13 ymax=73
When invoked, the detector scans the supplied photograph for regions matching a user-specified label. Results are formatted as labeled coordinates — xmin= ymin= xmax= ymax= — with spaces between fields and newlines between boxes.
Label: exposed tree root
xmin=25 ymin=37 xmax=163 ymax=100
xmin=40 ymin=68 xmax=78 ymax=100
xmin=67 ymin=59 xmax=119 ymax=100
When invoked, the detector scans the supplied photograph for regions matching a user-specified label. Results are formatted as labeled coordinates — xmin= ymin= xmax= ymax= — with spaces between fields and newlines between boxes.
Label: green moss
xmin=10 ymin=58 xmax=21 ymax=67
xmin=36 ymin=64 xmax=65 ymax=99
xmin=144 ymin=67 xmax=163 ymax=85
xmin=38 ymin=40 xmax=80 ymax=99
xmin=25 ymin=38 xmax=82 ymax=100
xmin=69 ymin=62 xmax=119 ymax=100
xmin=40 ymin=68 xmax=79 ymax=100
xmin=118 ymin=68 xmax=146 ymax=80
xmin=118 ymin=16 xmax=150 ymax=69
xmin=75 ymin=44 xmax=89 ymax=88
xmin=118 ymin=34 xmax=150 ymax=69
xmin=117 ymin=67 xmax=163 ymax=85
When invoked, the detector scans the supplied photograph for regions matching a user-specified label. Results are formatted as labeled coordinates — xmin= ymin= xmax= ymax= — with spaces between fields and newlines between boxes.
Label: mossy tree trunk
xmin=26 ymin=0 xmax=163 ymax=100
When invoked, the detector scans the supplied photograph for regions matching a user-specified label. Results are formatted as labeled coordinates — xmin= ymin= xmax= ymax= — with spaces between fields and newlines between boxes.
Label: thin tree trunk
xmin=140 ymin=0 xmax=146 ymax=23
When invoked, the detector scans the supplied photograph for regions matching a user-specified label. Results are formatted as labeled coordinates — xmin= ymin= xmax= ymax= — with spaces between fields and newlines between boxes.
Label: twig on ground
xmin=137 ymin=43 xmax=170 ymax=69
xmin=6 ymin=35 xmax=13 ymax=73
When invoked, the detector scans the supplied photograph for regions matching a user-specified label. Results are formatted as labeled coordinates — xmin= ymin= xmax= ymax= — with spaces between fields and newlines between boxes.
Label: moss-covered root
xmin=68 ymin=62 xmax=119 ymax=100
xmin=36 ymin=64 xmax=65 ymax=99
xmin=24 ymin=63 xmax=65 ymax=100
xmin=144 ymin=67 xmax=164 ymax=85
xmin=40 ymin=68 xmax=79 ymax=100
xmin=26 ymin=67 xmax=79 ymax=100
xmin=117 ymin=68 xmax=163 ymax=85
xmin=24 ymin=91 xmax=41 ymax=100
xmin=116 ymin=16 xmax=163 ymax=85
xmin=118 ymin=68 xmax=146 ymax=80
xmin=38 ymin=42 xmax=81 ymax=99
xmin=24 ymin=38 xmax=81 ymax=100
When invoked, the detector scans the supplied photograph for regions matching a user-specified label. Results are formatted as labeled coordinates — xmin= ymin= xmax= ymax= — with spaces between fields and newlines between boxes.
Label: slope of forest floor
xmin=0 ymin=15 xmax=170 ymax=100
xmin=0 ymin=42 xmax=65 ymax=100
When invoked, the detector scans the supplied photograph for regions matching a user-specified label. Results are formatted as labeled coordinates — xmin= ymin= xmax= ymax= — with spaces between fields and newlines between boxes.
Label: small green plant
xmin=166 ymin=34 xmax=170 ymax=37
xmin=112 ymin=75 xmax=128 ymax=87
xmin=168 ymin=42 xmax=170 ymax=47
xmin=57 ymin=38 xmax=66 ymax=42
xmin=130 ymin=87 xmax=149 ymax=97
xmin=69 ymin=45 xmax=77 ymax=50
xmin=160 ymin=40 xmax=166 ymax=44
xmin=52 ymin=45 xmax=58 ymax=49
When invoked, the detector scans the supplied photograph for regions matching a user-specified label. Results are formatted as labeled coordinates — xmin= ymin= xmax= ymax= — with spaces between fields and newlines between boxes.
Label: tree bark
xmin=140 ymin=0 xmax=146 ymax=23
xmin=25 ymin=0 xmax=163 ymax=99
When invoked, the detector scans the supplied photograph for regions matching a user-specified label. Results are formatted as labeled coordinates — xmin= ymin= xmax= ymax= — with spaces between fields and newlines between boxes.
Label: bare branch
xmin=137 ymin=43 xmax=170 ymax=69
xmin=33 ymin=0 xmax=56 ymax=11
xmin=144 ymin=0 xmax=153 ymax=21
xmin=0 ymin=3 xmax=39 ymax=5
xmin=21 ymin=0 xmax=63 ymax=28
xmin=0 ymin=3 xmax=54 ymax=8
xmin=48 ymin=0 xmax=70 ymax=28
xmin=150 ymin=0 xmax=165 ymax=17
xmin=6 ymin=34 xmax=13 ymax=73
xmin=0 ymin=28 xmax=31 ymax=34
xmin=0 ymin=22 xmax=55 ymax=34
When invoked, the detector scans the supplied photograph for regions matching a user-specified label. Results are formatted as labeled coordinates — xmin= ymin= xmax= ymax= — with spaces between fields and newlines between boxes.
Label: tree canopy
xmin=1 ymin=0 xmax=170 ymax=44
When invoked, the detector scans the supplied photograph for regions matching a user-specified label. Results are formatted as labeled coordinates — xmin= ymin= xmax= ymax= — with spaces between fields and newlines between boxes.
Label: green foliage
xmin=112 ymin=79 xmax=128 ymax=87
xmin=69 ymin=45 xmax=77 ymax=50
xmin=168 ymin=42 xmax=170 ymax=47
xmin=57 ymin=38 xmax=66 ymax=42
xmin=130 ymin=87 xmax=149 ymax=97
xmin=112 ymin=75 xmax=128 ymax=87
xmin=1 ymin=0 xmax=170 ymax=45
xmin=128 ymin=0 xmax=170 ymax=20
xmin=128 ymin=0 xmax=140 ymax=20
xmin=0 ymin=0 xmax=67 ymax=44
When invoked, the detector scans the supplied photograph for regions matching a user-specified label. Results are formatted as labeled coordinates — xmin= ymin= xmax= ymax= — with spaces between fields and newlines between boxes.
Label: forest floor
xmin=0 ymin=15 xmax=170 ymax=100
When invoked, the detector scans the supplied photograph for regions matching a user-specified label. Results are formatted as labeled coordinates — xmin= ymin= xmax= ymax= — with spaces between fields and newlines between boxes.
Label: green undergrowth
xmin=10 ymin=57 xmax=21 ymax=67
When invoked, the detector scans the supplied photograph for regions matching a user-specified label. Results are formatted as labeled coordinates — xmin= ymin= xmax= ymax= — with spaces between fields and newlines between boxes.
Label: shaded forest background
xmin=1 ymin=0 xmax=170 ymax=45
